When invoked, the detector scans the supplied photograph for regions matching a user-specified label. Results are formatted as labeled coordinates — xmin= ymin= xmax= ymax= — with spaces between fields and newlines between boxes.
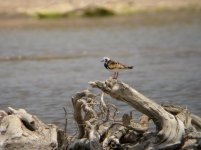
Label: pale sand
xmin=0 ymin=0 xmax=201 ymax=16
xmin=0 ymin=0 xmax=200 ymax=29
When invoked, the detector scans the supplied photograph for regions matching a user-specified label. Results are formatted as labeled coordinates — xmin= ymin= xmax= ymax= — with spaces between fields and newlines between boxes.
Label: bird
xmin=101 ymin=57 xmax=133 ymax=79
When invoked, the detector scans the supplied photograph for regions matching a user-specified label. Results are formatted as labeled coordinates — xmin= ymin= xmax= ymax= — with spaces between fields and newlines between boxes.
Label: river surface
xmin=0 ymin=18 xmax=201 ymax=133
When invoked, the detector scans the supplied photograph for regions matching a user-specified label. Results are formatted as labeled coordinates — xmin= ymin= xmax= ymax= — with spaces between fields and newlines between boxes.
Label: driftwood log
xmin=68 ymin=78 xmax=201 ymax=150
xmin=0 ymin=78 xmax=201 ymax=150
xmin=90 ymin=79 xmax=186 ymax=149
xmin=0 ymin=107 xmax=60 ymax=150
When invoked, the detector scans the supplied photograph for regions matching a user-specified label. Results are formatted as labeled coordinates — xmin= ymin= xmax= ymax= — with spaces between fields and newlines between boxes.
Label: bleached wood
xmin=72 ymin=90 xmax=97 ymax=139
xmin=1 ymin=79 xmax=201 ymax=150
xmin=0 ymin=108 xmax=58 ymax=150
xmin=90 ymin=79 xmax=185 ymax=149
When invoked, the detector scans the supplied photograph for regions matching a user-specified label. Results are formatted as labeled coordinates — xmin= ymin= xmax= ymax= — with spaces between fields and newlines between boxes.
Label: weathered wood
xmin=1 ymin=79 xmax=201 ymax=150
xmin=85 ymin=121 xmax=102 ymax=150
xmin=90 ymin=79 xmax=185 ymax=149
xmin=102 ymin=123 xmax=126 ymax=150
xmin=191 ymin=114 xmax=201 ymax=129
xmin=162 ymin=104 xmax=201 ymax=129
xmin=8 ymin=107 xmax=36 ymax=131
xmin=122 ymin=114 xmax=149 ymax=133
xmin=71 ymin=90 xmax=97 ymax=139
xmin=0 ymin=108 xmax=59 ymax=150
xmin=0 ymin=110 xmax=7 ymax=122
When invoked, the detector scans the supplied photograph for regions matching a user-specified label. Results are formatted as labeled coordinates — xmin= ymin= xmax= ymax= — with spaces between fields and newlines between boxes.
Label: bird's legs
xmin=116 ymin=72 xmax=119 ymax=79
xmin=112 ymin=72 xmax=115 ymax=79
xmin=112 ymin=72 xmax=119 ymax=79
xmin=111 ymin=72 xmax=114 ymax=79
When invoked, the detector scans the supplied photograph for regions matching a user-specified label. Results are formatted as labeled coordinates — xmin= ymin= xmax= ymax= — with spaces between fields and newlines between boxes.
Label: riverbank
xmin=0 ymin=0 xmax=201 ymax=30
xmin=0 ymin=0 xmax=201 ymax=19
xmin=0 ymin=8 xmax=201 ymax=30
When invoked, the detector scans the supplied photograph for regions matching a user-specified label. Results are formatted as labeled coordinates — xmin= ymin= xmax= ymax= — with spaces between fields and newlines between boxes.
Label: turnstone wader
xmin=101 ymin=57 xmax=133 ymax=79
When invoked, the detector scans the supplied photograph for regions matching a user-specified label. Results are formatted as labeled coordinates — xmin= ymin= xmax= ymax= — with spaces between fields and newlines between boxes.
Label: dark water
xmin=0 ymin=20 xmax=201 ymax=133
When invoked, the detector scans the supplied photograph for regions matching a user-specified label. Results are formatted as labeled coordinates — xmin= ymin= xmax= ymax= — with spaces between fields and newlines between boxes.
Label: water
xmin=0 ymin=19 xmax=201 ymax=133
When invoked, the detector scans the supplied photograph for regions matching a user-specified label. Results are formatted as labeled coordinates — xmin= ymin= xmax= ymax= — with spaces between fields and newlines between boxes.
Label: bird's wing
xmin=107 ymin=60 xmax=127 ymax=69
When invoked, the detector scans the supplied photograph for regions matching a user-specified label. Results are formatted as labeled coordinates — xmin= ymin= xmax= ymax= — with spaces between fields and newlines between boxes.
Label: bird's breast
xmin=104 ymin=63 xmax=109 ymax=69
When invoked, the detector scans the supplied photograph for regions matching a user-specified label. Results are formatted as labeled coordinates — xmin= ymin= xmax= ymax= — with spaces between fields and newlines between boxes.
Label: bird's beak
xmin=101 ymin=59 xmax=104 ymax=62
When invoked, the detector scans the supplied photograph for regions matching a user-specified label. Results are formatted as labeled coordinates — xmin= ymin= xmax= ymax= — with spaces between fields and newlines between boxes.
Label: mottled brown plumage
xmin=106 ymin=60 xmax=133 ymax=70
xmin=101 ymin=57 xmax=133 ymax=79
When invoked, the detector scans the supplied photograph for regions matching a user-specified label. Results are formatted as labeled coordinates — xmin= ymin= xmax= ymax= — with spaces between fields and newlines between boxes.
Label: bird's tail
xmin=126 ymin=66 xmax=133 ymax=69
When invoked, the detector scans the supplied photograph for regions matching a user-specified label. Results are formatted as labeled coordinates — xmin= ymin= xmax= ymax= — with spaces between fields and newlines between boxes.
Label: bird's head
xmin=101 ymin=57 xmax=110 ymax=63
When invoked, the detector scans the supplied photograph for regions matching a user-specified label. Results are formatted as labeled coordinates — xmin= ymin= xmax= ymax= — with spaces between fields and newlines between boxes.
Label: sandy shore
xmin=0 ymin=0 xmax=201 ymax=29
xmin=1 ymin=0 xmax=201 ymax=17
